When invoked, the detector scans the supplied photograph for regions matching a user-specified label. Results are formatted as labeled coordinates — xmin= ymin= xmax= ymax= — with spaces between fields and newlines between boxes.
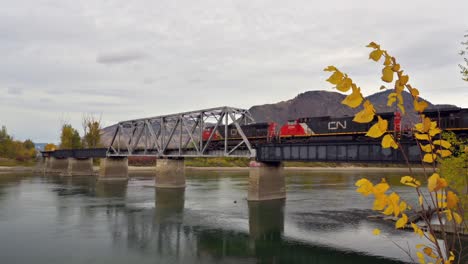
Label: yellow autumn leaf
xmin=383 ymin=205 xmax=393 ymax=215
xmin=446 ymin=191 xmax=459 ymax=209
xmin=387 ymin=93 xmax=397 ymax=106
xmin=374 ymin=180 xmax=390 ymax=194
xmin=399 ymin=75 xmax=409 ymax=85
xmin=410 ymin=87 xmax=419 ymax=97
xmin=326 ymin=70 xmax=344 ymax=85
xmin=436 ymin=149 xmax=452 ymax=158
xmin=453 ymin=212 xmax=462 ymax=224
xmin=429 ymin=127 xmax=441 ymax=137
xmin=419 ymin=195 xmax=423 ymax=206
xmin=444 ymin=210 xmax=453 ymax=221
xmin=414 ymin=123 xmax=424 ymax=133
xmin=389 ymin=192 xmax=400 ymax=217
xmin=392 ymin=64 xmax=400 ymax=72
xmin=416 ymin=244 xmax=425 ymax=249
xmin=419 ymin=144 xmax=433 ymax=153
xmin=395 ymin=213 xmax=408 ymax=228
xmin=433 ymin=140 xmax=451 ymax=149
xmin=415 ymin=133 xmax=430 ymax=141
xmin=353 ymin=100 xmax=375 ymax=123
xmin=423 ymin=247 xmax=437 ymax=259
xmin=324 ymin=66 xmax=338 ymax=72
xmin=341 ymin=85 xmax=363 ymax=108
xmin=381 ymin=134 xmax=398 ymax=149
xmin=383 ymin=55 xmax=392 ymax=66
xmin=416 ymin=252 xmax=426 ymax=264
xmin=373 ymin=228 xmax=381 ymax=235
xmin=399 ymin=201 xmax=407 ymax=212
xmin=423 ymin=117 xmax=432 ymax=132
xmin=355 ymin=178 xmax=374 ymax=196
xmin=400 ymin=176 xmax=421 ymax=187
xmin=373 ymin=193 xmax=388 ymax=210
xmin=336 ymin=77 xmax=352 ymax=92
xmin=414 ymin=99 xmax=429 ymax=113
xmin=366 ymin=119 xmax=387 ymax=138
xmin=366 ymin=42 xmax=380 ymax=49
xmin=423 ymin=153 xmax=436 ymax=163
xmin=369 ymin=49 xmax=383 ymax=61
xmin=411 ymin=223 xmax=424 ymax=237
xmin=427 ymin=173 xmax=447 ymax=192
xmin=438 ymin=200 xmax=447 ymax=208
xmin=428 ymin=233 xmax=436 ymax=243
xmin=382 ymin=66 xmax=394 ymax=83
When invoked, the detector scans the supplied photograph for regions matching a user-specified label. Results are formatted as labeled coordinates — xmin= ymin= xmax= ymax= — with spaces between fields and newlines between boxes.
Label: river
xmin=0 ymin=169 xmax=430 ymax=263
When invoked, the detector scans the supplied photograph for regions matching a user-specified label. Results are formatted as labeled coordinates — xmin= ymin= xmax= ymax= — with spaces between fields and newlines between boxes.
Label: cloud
xmin=0 ymin=0 xmax=467 ymax=142
xmin=96 ymin=50 xmax=148 ymax=64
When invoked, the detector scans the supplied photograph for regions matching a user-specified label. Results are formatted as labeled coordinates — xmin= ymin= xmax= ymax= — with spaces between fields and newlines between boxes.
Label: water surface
xmin=0 ymin=170 xmax=427 ymax=263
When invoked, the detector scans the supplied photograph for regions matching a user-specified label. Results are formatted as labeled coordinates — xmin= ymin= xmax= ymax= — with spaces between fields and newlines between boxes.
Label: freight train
xmin=202 ymin=107 xmax=468 ymax=148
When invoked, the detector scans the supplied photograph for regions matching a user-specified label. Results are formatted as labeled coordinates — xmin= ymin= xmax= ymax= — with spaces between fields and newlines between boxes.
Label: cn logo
xmin=328 ymin=121 xmax=347 ymax=130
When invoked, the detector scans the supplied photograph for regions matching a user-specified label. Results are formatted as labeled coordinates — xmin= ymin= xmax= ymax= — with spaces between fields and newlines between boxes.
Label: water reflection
xmin=0 ymin=173 xmax=413 ymax=263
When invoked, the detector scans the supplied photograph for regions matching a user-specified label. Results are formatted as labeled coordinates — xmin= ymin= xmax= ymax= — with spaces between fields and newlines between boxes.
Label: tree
xmin=82 ymin=114 xmax=101 ymax=148
xmin=23 ymin=139 xmax=35 ymax=150
xmin=324 ymin=42 xmax=465 ymax=263
xmin=44 ymin=143 xmax=57 ymax=151
xmin=460 ymin=32 xmax=468 ymax=81
xmin=60 ymin=124 xmax=82 ymax=149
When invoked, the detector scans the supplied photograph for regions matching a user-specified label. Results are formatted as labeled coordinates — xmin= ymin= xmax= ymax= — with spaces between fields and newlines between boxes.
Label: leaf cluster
xmin=324 ymin=42 xmax=466 ymax=264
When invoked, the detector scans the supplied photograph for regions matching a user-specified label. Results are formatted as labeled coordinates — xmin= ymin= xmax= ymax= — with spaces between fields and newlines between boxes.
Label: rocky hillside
xmin=249 ymin=89 xmax=456 ymax=126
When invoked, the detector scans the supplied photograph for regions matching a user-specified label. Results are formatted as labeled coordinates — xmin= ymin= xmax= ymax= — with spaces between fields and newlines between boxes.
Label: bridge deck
xmin=42 ymin=140 xmax=423 ymax=164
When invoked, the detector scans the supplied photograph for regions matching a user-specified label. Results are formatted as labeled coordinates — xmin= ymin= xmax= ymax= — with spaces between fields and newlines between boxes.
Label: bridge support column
xmin=99 ymin=157 xmax=128 ymax=180
xmin=45 ymin=157 xmax=69 ymax=175
xmin=155 ymin=158 xmax=185 ymax=188
xmin=248 ymin=161 xmax=285 ymax=201
xmin=68 ymin=158 xmax=94 ymax=176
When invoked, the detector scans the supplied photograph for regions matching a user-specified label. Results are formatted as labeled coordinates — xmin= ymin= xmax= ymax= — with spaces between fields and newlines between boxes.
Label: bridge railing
xmin=256 ymin=141 xmax=422 ymax=163
xmin=41 ymin=148 xmax=107 ymax=158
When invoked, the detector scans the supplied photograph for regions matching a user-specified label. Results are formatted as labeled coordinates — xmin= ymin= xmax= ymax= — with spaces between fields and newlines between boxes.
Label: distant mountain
xmin=100 ymin=89 xmax=459 ymax=145
xmin=249 ymin=89 xmax=457 ymax=126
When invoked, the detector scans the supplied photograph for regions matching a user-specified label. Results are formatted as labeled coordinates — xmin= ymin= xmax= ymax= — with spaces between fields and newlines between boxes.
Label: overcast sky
xmin=1 ymin=0 xmax=467 ymax=143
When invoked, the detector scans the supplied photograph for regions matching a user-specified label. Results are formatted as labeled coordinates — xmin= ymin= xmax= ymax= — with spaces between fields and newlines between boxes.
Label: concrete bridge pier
xmin=98 ymin=157 xmax=128 ymax=180
xmin=45 ymin=157 xmax=69 ymax=175
xmin=155 ymin=158 xmax=185 ymax=188
xmin=248 ymin=161 xmax=285 ymax=201
xmin=68 ymin=158 xmax=94 ymax=176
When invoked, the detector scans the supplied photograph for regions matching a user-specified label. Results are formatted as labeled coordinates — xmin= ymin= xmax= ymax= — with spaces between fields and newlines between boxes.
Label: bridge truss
xmin=107 ymin=106 xmax=256 ymax=158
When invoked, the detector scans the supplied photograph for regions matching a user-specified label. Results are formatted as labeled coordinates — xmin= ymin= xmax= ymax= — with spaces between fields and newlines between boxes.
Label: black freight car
xmin=423 ymin=107 xmax=468 ymax=137
xmin=217 ymin=122 xmax=272 ymax=140
xmin=300 ymin=112 xmax=395 ymax=134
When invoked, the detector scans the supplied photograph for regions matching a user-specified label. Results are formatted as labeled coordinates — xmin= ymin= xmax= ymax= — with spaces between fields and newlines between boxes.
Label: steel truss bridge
xmin=107 ymin=106 xmax=256 ymax=158
xmin=42 ymin=106 xmax=423 ymax=164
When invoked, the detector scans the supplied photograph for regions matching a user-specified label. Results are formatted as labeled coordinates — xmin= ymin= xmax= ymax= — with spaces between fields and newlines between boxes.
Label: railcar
xmin=279 ymin=112 xmax=398 ymax=143
xmin=423 ymin=107 xmax=468 ymax=138
xmin=202 ymin=122 xmax=276 ymax=149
